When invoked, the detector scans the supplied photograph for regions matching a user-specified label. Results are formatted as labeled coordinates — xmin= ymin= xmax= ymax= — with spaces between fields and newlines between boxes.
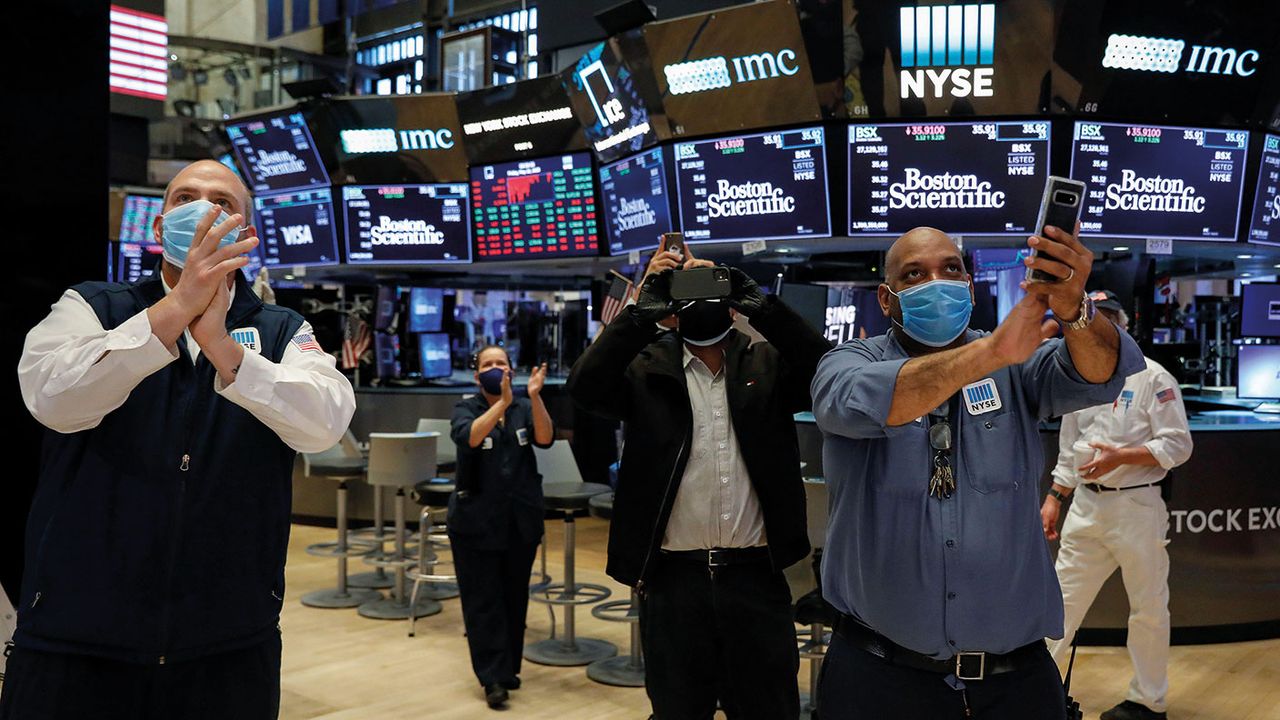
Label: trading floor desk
xmin=794 ymin=404 xmax=1280 ymax=645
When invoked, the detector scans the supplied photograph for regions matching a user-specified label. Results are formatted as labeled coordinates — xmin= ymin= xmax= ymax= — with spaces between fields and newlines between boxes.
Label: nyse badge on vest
xmin=962 ymin=378 xmax=1002 ymax=415
xmin=231 ymin=327 xmax=261 ymax=353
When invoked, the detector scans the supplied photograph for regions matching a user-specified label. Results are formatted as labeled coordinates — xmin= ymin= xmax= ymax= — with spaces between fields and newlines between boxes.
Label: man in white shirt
xmin=2 ymin=160 xmax=355 ymax=720
xmin=1041 ymin=290 xmax=1193 ymax=720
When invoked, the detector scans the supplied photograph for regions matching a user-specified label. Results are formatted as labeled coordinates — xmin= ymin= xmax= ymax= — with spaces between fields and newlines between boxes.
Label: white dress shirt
xmin=1052 ymin=357 xmax=1193 ymax=489
xmin=661 ymin=346 xmax=766 ymax=550
xmin=18 ymin=283 xmax=355 ymax=454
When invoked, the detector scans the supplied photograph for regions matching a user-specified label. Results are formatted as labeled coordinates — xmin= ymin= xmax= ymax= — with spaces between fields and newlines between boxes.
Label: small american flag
xmin=600 ymin=271 xmax=635 ymax=325
xmin=342 ymin=313 xmax=372 ymax=369
xmin=292 ymin=333 xmax=324 ymax=354
xmin=1156 ymin=387 xmax=1177 ymax=404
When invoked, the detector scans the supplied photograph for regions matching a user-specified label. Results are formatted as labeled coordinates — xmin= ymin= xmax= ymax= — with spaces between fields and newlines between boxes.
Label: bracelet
xmin=1047 ymin=488 xmax=1067 ymax=502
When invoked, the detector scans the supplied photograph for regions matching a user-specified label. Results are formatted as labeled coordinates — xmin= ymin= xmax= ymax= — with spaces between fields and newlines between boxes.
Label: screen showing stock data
xmin=1070 ymin=122 xmax=1249 ymax=240
xmin=1248 ymin=134 xmax=1280 ymax=246
xmin=847 ymin=121 xmax=1051 ymax=235
xmin=253 ymin=188 xmax=340 ymax=267
xmin=469 ymin=152 xmax=600 ymax=261
xmin=342 ymin=184 xmax=471 ymax=264
xmin=119 ymin=193 xmax=164 ymax=244
xmin=226 ymin=111 xmax=330 ymax=193
xmin=599 ymin=146 xmax=675 ymax=255
xmin=674 ymin=126 xmax=830 ymax=243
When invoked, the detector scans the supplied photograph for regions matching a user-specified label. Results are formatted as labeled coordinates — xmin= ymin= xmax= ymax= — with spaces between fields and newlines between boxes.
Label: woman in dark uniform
xmin=448 ymin=345 xmax=553 ymax=709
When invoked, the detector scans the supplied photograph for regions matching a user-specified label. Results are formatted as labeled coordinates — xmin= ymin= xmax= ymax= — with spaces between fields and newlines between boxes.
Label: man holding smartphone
xmin=568 ymin=243 xmax=831 ymax=720
xmin=811 ymin=225 xmax=1144 ymax=718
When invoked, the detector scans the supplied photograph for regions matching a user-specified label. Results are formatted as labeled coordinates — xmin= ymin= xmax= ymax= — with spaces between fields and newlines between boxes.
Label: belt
xmin=834 ymin=615 xmax=1044 ymax=682
xmin=1082 ymin=479 xmax=1163 ymax=493
xmin=659 ymin=546 xmax=770 ymax=567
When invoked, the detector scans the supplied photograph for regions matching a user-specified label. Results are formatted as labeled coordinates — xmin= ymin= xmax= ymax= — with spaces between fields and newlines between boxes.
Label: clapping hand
xmin=528 ymin=363 xmax=548 ymax=398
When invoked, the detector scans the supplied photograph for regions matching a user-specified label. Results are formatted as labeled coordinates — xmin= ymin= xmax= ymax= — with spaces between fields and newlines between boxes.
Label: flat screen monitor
xmin=342 ymin=184 xmax=471 ymax=264
xmin=674 ymin=126 xmax=831 ymax=243
xmin=1237 ymin=344 xmax=1280 ymax=400
xmin=115 ymin=242 xmax=164 ymax=283
xmin=310 ymin=95 xmax=469 ymax=184
xmin=599 ymin=146 xmax=674 ymax=256
xmin=120 ymin=193 xmax=164 ymax=245
xmin=374 ymin=332 xmax=399 ymax=379
xmin=848 ymin=121 xmax=1051 ymax=235
xmin=418 ymin=332 xmax=452 ymax=379
xmin=562 ymin=34 xmax=667 ymax=163
xmin=470 ymin=152 xmax=600 ymax=261
xmin=822 ymin=287 xmax=890 ymax=345
xmin=1247 ymin=134 xmax=1280 ymax=246
xmin=778 ymin=283 xmax=828 ymax=335
xmin=455 ymin=75 xmax=588 ymax=164
xmin=225 ymin=110 xmax=330 ymax=193
xmin=1069 ymin=122 xmax=1249 ymax=241
xmin=373 ymin=286 xmax=398 ymax=332
xmin=408 ymin=288 xmax=445 ymax=333
xmin=1241 ymin=283 xmax=1280 ymax=338
xmin=253 ymin=188 xmax=340 ymax=267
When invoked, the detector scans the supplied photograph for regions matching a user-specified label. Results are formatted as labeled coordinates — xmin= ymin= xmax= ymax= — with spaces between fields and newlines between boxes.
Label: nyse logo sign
xmin=1101 ymin=34 xmax=1260 ymax=77
xmin=663 ymin=48 xmax=800 ymax=96
xmin=898 ymin=4 xmax=996 ymax=99
xmin=340 ymin=127 xmax=456 ymax=154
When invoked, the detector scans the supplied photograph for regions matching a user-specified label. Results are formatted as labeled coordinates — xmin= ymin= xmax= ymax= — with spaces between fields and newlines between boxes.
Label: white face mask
xmin=161 ymin=199 xmax=243 ymax=269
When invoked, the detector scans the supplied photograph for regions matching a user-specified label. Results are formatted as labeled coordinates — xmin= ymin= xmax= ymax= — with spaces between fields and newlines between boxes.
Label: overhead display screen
xmin=674 ymin=126 xmax=830 ymax=243
xmin=470 ymin=152 xmax=600 ymax=261
xmin=455 ymin=75 xmax=588 ymax=164
xmin=226 ymin=110 xmax=330 ymax=194
xmin=408 ymin=288 xmax=445 ymax=333
xmin=563 ymin=32 xmax=668 ymax=163
xmin=418 ymin=333 xmax=452 ymax=379
xmin=1070 ymin=122 xmax=1248 ymax=241
xmin=1241 ymin=284 xmax=1280 ymax=338
xmin=848 ymin=121 xmax=1051 ymax=236
xmin=1248 ymin=134 xmax=1280 ymax=246
xmin=115 ymin=242 xmax=163 ymax=283
xmin=599 ymin=147 xmax=675 ymax=256
xmin=308 ymin=95 xmax=469 ymax=184
xmin=254 ymin=188 xmax=339 ymax=267
xmin=341 ymin=184 xmax=471 ymax=264
xmin=1237 ymin=345 xmax=1280 ymax=400
xmin=119 ymin=193 xmax=164 ymax=244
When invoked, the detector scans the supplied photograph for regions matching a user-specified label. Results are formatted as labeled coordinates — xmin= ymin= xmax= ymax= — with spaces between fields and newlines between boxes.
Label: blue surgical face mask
xmin=160 ymin=199 xmax=243 ymax=269
xmin=478 ymin=367 xmax=506 ymax=396
xmin=888 ymin=279 xmax=973 ymax=348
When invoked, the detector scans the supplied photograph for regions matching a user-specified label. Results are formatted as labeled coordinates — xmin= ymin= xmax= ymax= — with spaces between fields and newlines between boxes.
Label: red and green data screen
xmin=469 ymin=152 xmax=600 ymax=260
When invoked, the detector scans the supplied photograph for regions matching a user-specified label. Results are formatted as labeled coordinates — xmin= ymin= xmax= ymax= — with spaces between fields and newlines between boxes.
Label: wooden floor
xmin=281 ymin=519 xmax=1280 ymax=719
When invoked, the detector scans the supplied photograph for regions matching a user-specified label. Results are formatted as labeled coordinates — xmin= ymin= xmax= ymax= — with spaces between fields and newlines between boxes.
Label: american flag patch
xmin=1156 ymin=387 xmax=1176 ymax=404
xmin=292 ymin=333 xmax=324 ymax=353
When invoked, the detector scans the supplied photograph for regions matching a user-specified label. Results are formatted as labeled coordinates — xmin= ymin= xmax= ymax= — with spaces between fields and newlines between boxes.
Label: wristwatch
xmin=1060 ymin=292 xmax=1095 ymax=331
xmin=1047 ymin=488 xmax=1068 ymax=502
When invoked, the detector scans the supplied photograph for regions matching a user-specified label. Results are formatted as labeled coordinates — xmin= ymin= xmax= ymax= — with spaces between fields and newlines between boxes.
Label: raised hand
xmin=988 ymin=293 xmax=1058 ymax=367
xmin=1022 ymin=221 xmax=1091 ymax=321
xmin=170 ymin=205 xmax=258 ymax=318
xmin=527 ymin=363 xmax=548 ymax=398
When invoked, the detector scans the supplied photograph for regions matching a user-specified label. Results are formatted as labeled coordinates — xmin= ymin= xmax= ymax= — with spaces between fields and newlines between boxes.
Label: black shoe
xmin=1100 ymin=700 xmax=1167 ymax=720
xmin=500 ymin=677 xmax=521 ymax=690
xmin=484 ymin=684 xmax=509 ymax=709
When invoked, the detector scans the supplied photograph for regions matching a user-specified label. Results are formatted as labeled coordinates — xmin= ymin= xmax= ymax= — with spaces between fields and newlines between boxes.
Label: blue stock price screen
xmin=848 ymin=121 xmax=1050 ymax=235
xmin=253 ymin=188 xmax=340 ymax=267
xmin=469 ymin=152 xmax=600 ymax=260
xmin=674 ymin=127 xmax=831 ymax=243
xmin=1070 ymin=122 xmax=1249 ymax=241
xmin=226 ymin=111 xmax=330 ymax=194
xmin=342 ymin=184 xmax=471 ymax=264
xmin=1248 ymin=134 xmax=1280 ymax=246
xmin=599 ymin=147 xmax=675 ymax=256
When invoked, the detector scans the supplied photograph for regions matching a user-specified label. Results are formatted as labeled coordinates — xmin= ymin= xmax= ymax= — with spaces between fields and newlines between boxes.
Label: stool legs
xmin=349 ymin=485 xmax=394 ymax=589
xmin=586 ymin=587 xmax=645 ymax=687
xmin=358 ymin=488 xmax=441 ymax=620
xmin=524 ymin=515 xmax=617 ymax=666
xmin=799 ymin=622 xmax=827 ymax=720
xmin=302 ymin=480 xmax=380 ymax=609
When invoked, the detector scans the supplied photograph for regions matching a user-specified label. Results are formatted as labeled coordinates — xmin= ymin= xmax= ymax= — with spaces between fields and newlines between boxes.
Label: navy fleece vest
xmin=15 ymin=274 xmax=304 ymax=664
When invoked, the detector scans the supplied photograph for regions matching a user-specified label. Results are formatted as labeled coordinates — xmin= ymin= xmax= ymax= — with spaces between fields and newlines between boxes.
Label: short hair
xmin=473 ymin=344 xmax=512 ymax=368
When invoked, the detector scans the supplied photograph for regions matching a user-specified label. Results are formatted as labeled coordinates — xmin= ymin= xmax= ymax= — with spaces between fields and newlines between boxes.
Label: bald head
xmin=884 ymin=227 xmax=962 ymax=283
xmin=161 ymin=159 xmax=253 ymax=221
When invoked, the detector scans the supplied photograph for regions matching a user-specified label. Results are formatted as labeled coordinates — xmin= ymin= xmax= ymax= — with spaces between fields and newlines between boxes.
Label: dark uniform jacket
xmin=566 ymin=296 xmax=832 ymax=589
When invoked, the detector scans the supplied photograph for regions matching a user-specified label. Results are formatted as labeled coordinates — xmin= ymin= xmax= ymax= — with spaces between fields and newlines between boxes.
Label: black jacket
xmin=567 ymin=296 xmax=831 ymax=588
xmin=16 ymin=273 xmax=302 ymax=664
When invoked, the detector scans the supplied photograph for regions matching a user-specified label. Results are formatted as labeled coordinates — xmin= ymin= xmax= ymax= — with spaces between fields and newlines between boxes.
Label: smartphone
xmin=660 ymin=231 xmax=687 ymax=262
xmin=670 ymin=266 xmax=732 ymax=301
xmin=1026 ymin=176 xmax=1087 ymax=284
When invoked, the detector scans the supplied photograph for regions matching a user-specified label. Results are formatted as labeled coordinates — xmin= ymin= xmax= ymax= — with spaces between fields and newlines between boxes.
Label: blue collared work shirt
xmin=810 ymin=328 xmax=1144 ymax=659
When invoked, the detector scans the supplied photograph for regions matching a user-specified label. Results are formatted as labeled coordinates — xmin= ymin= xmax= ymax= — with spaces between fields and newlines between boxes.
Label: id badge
xmin=482 ymin=437 xmax=494 ymax=450
xmin=516 ymin=428 xmax=530 ymax=446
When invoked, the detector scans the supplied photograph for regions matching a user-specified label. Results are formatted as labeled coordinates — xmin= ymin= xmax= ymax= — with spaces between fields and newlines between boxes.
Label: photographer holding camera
xmin=567 ymin=247 xmax=831 ymax=720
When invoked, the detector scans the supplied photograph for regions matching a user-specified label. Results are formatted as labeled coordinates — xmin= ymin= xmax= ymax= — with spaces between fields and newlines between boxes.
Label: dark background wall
xmin=1 ymin=1 xmax=107 ymax=603
xmin=537 ymin=0 xmax=750 ymax=53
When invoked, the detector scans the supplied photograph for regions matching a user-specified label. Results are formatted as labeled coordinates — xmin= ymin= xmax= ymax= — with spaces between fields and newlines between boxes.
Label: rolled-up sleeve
xmin=811 ymin=341 xmax=912 ymax=440
xmin=1143 ymin=373 xmax=1193 ymax=470
xmin=451 ymin=399 xmax=480 ymax=453
xmin=215 ymin=322 xmax=356 ymax=453
xmin=1019 ymin=332 xmax=1145 ymax=420
xmin=19 ymin=290 xmax=178 ymax=433
xmin=1051 ymin=412 xmax=1082 ymax=489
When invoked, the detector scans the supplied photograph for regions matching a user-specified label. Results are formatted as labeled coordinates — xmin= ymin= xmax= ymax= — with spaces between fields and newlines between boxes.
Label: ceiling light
xmin=1237 ymin=254 xmax=1254 ymax=259
xmin=1112 ymin=246 xmax=1129 ymax=252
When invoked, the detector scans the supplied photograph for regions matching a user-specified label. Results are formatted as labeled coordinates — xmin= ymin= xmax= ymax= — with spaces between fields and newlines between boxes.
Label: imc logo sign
xmin=898 ymin=4 xmax=996 ymax=99
xmin=340 ymin=128 xmax=455 ymax=154
xmin=1102 ymin=34 xmax=1259 ymax=77
xmin=663 ymin=49 xmax=800 ymax=95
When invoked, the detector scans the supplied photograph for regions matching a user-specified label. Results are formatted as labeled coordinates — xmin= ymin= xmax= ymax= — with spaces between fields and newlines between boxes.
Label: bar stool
xmin=407 ymin=478 xmax=459 ymax=637
xmin=524 ymin=443 xmax=616 ymax=665
xmin=357 ymin=432 xmax=442 ymax=621
xmin=347 ymin=483 xmax=396 ymax=590
xmin=300 ymin=432 xmax=381 ymax=608
xmin=415 ymin=418 xmax=457 ymax=474
xmin=585 ymin=492 xmax=644 ymax=687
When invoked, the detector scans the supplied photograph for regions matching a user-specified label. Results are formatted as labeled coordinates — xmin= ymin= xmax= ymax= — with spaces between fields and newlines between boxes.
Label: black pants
xmin=0 ymin=633 xmax=281 ymax=720
xmin=638 ymin=553 xmax=799 ymax=720
xmin=817 ymin=632 xmax=1067 ymax=720
xmin=451 ymin=537 xmax=540 ymax=687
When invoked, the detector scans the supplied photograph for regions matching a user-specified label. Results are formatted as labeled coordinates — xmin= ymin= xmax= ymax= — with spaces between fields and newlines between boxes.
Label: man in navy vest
xmin=4 ymin=160 xmax=356 ymax=719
